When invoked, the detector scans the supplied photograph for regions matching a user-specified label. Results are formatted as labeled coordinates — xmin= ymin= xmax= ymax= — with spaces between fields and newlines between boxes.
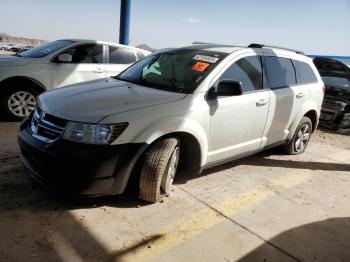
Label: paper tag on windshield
xmin=192 ymin=62 xmax=209 ymax=72
xmin=193 ymin=55 xmax=219 ymax=63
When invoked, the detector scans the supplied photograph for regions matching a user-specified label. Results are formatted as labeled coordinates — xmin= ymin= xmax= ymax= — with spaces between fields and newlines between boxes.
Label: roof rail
xmin=248 ymin=43 xmax=305 ymax=55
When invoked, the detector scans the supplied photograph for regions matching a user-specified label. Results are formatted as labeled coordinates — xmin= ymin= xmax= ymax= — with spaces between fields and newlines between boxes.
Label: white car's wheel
xmin=8 ymin=91 xmax=36 ymax=117
xmin=284 ymin=117 xmax=313 ymax=154
xmin=1 ymin=86 xmax=39 ymax=121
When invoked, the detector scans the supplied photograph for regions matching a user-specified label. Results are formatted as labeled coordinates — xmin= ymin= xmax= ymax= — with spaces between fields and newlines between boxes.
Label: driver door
xmin=51 ymin=44 xmax=106 ymax=88
xmin=207 ymin=54 xmax=270 ymax=163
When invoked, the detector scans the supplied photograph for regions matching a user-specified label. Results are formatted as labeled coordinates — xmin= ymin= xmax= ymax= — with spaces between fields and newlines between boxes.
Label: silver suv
xmin=18 ymin=43 xmax=324 ymax=203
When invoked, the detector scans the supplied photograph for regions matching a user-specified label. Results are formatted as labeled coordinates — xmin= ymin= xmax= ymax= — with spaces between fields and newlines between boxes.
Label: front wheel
xmin=1 ymin=87 xmax=38 ymax=121
xmin=284 ymin=116 xmax=313 ymax=155
xmin=139 ymin=138 xmax=180 ymax=203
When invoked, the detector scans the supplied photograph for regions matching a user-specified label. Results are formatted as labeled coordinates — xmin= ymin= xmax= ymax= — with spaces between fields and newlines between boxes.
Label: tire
xmin=0 ymin=85 xmax=39 ymax=121
xmin=139 ymin=137 xmax=180 ymax=203
xmin=284 ymin=116 xmax=313 ymax=155
xmin=339 ymin=113 xmax=350 ymax=129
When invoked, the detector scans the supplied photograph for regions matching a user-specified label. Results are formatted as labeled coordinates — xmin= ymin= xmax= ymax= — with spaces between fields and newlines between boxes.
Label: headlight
xmin=63 ymin=122 xmax=128 ymax=144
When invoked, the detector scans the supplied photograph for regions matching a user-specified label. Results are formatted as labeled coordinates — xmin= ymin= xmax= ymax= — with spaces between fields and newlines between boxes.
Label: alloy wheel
xmin=295 ymin=123 xmax=311 ymax=152
xmin=161 ymin=146 xmax=180 ymax=194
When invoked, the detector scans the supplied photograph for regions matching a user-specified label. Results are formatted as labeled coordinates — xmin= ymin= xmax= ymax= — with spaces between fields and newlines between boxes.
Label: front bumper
xmin=319 ymin=100 xmax=350 ymax=129
xmin=18 ymin=118 xmax=147 ymax=195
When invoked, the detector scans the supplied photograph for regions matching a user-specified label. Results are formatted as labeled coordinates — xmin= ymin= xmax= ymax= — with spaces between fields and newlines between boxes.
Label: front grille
xmin=30 ymin=108 xmax=68 ymax=143
xmin=323 ymin=99 xmax=346 ymax=110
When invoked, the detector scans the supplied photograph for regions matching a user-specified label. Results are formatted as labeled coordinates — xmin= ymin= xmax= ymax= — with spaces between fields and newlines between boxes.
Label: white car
xmin=0 ymin=43 xmax=9 ymax=50
xmin=1 ymin=43 xmax=14 ymax=51
xmin=0 ymin=39 xmax=150 ymax=120
xmin=18 ymin=44 xmax=324 ymax=203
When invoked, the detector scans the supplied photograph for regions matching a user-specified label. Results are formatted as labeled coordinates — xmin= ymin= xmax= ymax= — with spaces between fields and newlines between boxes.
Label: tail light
xmin=322 ymin=83 xmax=326 ymax=95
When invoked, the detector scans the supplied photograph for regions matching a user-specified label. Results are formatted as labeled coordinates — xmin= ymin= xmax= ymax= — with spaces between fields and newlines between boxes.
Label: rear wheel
xmin=284 ymin=116 xmax=312 ymax=155
xmin=1 ymin=86 xmax=39 ymax=121
xmin=139 ymin=138 xmax=180 ymax=203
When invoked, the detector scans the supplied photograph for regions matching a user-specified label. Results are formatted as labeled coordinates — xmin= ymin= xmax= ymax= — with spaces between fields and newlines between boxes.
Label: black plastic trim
xmin=18 ymin=118 xmax=148 ymax=196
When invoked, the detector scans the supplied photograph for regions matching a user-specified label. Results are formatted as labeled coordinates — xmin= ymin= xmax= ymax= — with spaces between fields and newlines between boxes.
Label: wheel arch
xmin=151 ymin=131 xmax=202 ymax=175
xmin=122 ymin=131 xmax=203 ymax=195
xmin=304 ymin=110 xmax=318 ymax=132
xmin=288 ymin=101 xmax=320 ymax=140
xmin=0 ymin=76 xmax=47 ymax=94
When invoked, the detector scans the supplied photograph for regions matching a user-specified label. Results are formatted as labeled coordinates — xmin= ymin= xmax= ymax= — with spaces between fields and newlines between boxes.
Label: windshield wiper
xmin=12 ymin=53 xmax=22 ymax=57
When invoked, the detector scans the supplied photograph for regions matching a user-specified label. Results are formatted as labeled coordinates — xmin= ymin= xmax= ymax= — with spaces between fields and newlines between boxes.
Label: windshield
xmin=115 ymin=49 xmax=228 ymax=93
xmin=19 ymin=40 xmax=74 ymax=58
xmin=323 ymin=76 xmax=350 ymax=91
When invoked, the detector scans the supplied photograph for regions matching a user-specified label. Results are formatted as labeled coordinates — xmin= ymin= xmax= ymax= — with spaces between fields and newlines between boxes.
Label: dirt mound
xmin=136 ymin=44 xmax=156 ymax=52
xmin=0 ymin=33 xmax=47 ymax=46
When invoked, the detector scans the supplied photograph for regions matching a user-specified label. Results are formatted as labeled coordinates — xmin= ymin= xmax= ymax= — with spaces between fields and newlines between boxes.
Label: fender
xmin=0 ymin=76 xmax=47 ymax=92
xmin=127 ymin=116 xmax=208 ymax=167
xmin=287 ymin=100 xmax=319 ymax=141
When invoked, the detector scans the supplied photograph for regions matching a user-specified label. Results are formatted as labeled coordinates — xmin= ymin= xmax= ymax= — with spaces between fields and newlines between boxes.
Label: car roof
xmin=180 ymin=44 xmax=244 ymax=54
xmin=177 ymin=44 xmax=307 ymax=58
xmin=59 ymin=39 xmax=150 ymax=52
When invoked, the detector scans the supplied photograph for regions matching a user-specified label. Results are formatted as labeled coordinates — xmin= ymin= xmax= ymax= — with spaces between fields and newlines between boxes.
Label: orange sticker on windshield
xmin=192 ymin=62 xmax=209 ymax=72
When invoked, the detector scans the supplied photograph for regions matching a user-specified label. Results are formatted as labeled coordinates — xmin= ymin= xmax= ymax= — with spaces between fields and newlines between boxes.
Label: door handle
xmin=256 ymin=98 xmax=269 ymax=106
xmin=93 ymin=68 xmax=104 ymax=73
xmin=296 ymin=92 xmax=304 ymax=98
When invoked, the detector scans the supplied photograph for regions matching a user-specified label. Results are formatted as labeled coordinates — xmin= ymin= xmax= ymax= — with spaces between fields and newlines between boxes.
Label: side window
xmin=293 ymin=60 xmax=318 ymax=84
xmin=108 ymin=46 xmax=136 ymax=64
xmin=265 ymin=57 xmax=296 ymax=89
xmin=61 ymin=44 xmax=103 ymax=64
xmin=136 ymin=50 xmax=146 ymax=60
xmin=220 ymin=56 xmax=263 ymax=93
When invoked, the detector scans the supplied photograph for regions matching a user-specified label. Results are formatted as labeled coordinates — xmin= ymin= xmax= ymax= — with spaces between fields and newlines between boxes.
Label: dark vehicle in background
xmin=10 ymin=44 xmax=34 ymax=53
xmin=0 ymin=44 xmax=34 ymax=52
xmin=313 ymin=57 xmax=350 ymax=130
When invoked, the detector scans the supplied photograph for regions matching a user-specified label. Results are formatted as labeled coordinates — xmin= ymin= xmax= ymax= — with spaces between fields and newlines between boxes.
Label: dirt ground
xmin=0 ymin=123 xmax=349 ymax=262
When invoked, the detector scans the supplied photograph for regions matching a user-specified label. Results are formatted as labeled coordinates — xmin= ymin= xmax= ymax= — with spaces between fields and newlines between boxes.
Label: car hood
xmin=0 ymin=55 xmax=34 ymax=66
xmin=38 ymin=78 xmax=187 ymax=123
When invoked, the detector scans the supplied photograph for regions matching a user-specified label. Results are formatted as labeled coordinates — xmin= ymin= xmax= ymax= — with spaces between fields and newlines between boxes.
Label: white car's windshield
xmin=19 ymin=40 xmax=74 ymax=58
xmin=115 ymin=49 xmax=228 ymax=93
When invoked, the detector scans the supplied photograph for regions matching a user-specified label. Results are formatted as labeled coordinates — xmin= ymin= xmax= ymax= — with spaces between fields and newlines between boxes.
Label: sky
xmin=0 ymin=0 xmax=349 ymax=55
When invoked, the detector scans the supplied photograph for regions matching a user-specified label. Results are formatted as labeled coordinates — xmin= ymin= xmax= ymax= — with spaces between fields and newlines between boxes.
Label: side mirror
xmin=209 ymin=80 xmax=243 ymax=98
xmin=57 ymin=53 xmax=72 ymax=63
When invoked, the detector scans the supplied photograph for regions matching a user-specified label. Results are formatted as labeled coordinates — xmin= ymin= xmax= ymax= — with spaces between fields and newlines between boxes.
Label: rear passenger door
xmin=105 ymin=45 xmax=137 ymax=77
xmin=208 ymin=55 xmax=270 ymax=163
xmin=262 ymin=56 xmax=305 ymax=146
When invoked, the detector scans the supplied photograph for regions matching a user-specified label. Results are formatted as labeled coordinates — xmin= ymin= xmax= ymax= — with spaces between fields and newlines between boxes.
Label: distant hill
xmin=0 ymin=33 xmax=47 ymax=46
xmin=0 ymin=33 xmax=10 ymax=37
xmin=136 ymin=44 xmax=157 ymax=52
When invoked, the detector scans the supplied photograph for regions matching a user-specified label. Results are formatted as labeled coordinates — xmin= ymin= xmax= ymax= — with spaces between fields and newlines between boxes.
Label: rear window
xmin=108 ymin=46 xmax=136 ymax=64
xmin=136 ymin=50 xmax=146 ymax=60
xmin=293 ymin=60 xmax=317 ymax=84
xmin=266 ymin=57 xmax=296 ymax=89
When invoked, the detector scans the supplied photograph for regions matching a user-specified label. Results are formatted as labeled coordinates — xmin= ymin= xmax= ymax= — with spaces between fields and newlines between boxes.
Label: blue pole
xmin=119 ymin=0 xmax=131 ymax=45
